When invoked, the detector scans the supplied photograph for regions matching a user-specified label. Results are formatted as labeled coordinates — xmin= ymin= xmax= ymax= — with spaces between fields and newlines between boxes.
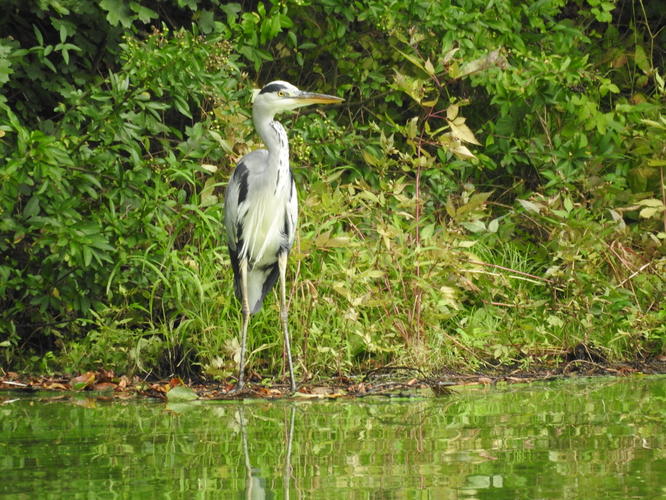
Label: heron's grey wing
xmin=224 ymin=150 xmax=269 ymax=301
xmin=285 ymin=170 xmax=298 ymax=250
xmin=245 ymin=170 xmax=296 ymax=313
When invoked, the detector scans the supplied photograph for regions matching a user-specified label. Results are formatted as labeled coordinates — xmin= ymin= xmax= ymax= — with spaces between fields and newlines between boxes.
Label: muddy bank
xmin=2 ymin=355 xmax=664 ymax=401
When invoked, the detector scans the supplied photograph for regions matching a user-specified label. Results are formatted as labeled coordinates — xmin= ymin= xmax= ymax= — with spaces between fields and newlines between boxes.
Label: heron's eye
xmin=277 ymin=90 xmax=287 ymax=97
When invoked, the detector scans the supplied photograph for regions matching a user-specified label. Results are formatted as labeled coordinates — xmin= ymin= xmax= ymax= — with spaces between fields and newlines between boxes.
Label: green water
xmin=1 ymin=376 xmax=664 ymax=499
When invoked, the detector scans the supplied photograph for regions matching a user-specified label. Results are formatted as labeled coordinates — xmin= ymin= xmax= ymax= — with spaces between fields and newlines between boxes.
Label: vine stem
xmin=659 ymin=167 xmax=666 ymax=233
xmin=412 ymin=103 xmax=440 ymax=342
xmin=414 ymin=162 xmax=422 ymax=341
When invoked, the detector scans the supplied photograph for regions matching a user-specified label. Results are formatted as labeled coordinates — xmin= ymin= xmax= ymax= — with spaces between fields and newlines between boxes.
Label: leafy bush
xmin=1 ymin=0 xmax=664 ymax=377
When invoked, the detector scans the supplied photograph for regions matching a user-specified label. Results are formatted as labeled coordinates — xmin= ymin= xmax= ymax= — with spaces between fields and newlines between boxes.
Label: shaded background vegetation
xmin=1 ymin=0 xmax=664 ymax=379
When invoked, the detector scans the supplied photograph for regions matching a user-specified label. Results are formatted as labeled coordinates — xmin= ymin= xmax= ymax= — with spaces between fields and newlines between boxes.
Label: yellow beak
xmin=294 ymin=92 xmax=345 ymax=105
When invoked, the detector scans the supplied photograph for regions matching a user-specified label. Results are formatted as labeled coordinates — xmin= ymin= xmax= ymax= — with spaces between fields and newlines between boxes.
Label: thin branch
xmin=466 ymin=259 xmax=554 ymax=284
xmin=617 ymin=261 xmax=653 ymax=287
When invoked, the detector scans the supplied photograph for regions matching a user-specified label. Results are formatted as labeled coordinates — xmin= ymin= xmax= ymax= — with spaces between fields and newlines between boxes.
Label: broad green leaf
xmin=395 ymin=47 xmax=427 ymax=74
xmin=33 ymin=25 xmax=44 ymax=46
xmin=129 ymin=2 xmax=158 ymax=23
xmin=23 ymin=196 xmax=40 ymax=218
xmin=636 ymin=198 xmax=663 ymax=208
xmin=405 ymin=116 xmax=418 ymax=140
xmin=100 ymin=0 xmax=134 ymax=28
xmin=639 ymin=207 xmax=659 ymax=219
xmin=200 ymin=164 xmax=218 ymax=173
xmin=449 ymin=119 xmax=481 ymax=145
xmin=167 ymin=385 xmax=198 ymax=402
xmin=420 ymin=223 xmax=435 ymax=241
xmin=200 ymin=177 xmax=219 ymax=207
xmin=462 ymin=220 xmax=486 ymax=233
xmin=451 ymin=143 xmax=476 ymax=160
xmin=174 ymin=95 xmax=192 ymax=118
xmin=83 ymin=246 xmax=92 ymax=267
xmin=634 ymin=45 xmax=651 ymax=74
xmin=517 ymin=199 xmax=543 ymax=214
xmin=424 ymin=58 xmax=435 ymax=76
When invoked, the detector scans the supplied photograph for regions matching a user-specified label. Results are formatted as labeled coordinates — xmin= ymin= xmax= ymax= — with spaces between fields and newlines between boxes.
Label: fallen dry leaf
xmin=70 ymin=372 xmax=96 ymax=391
xmin=254 ymin=386 xmax=283 ymax=397
xmin=45 ymin=382 xmax=69 ymax=391
xmin=92 ymin=382 xmax=117 ymax=392
xmin=150 ymin=383 xmax=168 ymax=393
xmin=311 ymin=386 xmax=333 ymax=395
xmin=354 ymin=383 xmax=367 ymax=394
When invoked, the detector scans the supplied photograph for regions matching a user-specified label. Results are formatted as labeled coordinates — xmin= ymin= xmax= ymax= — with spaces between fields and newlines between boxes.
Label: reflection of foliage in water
xmin=0 ymin=376 xmax=664 ymax=498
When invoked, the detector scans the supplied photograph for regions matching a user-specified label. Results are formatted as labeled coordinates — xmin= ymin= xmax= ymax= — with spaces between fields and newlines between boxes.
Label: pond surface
xmin=1 ymin=376 xmax=664 ymax=499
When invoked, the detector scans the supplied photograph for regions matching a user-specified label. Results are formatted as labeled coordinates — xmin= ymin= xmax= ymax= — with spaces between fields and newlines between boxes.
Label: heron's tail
xmin=246 ymin=263 xmax=279 ymax=314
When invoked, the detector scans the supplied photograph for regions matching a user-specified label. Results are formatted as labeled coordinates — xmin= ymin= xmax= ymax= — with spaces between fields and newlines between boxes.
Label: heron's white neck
xmin=254 ymin=113 xmax=290 ymax=177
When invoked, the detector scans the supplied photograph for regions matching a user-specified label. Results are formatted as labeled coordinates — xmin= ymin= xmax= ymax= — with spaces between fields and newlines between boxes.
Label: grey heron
xmin=224 ymin=80 xmax=343 ymax=393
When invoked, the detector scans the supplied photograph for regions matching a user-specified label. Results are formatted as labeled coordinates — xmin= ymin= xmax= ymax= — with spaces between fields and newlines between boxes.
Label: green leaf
xmin=83 ymin=246 xmax=92 ymax=267
xmin=33 ymin=25 xmax=44 ymax=46
xmin=129 ymin=2 xmax=157 ymax=23
xmin=100 ymin=0 xmax=134 ymax=28
xmin=517 ymin=199 xmax=543 ymax=214
xmin=173 ymin=95 xmax=192 ymax=118
xmin=178 ymin=0 xmax=198 ymax=10
xmin=196 ymin=10 xmax=215 ymax=34
xmin=200 ymin=177 xmax=219 ymax=207
xmin=395 ymin=47 xmax=427 ymax=74
xmin=420 ymin=223 xmax=435 ymax=241
xmin=23 ymin=196 xmax=40 ymax=218
xmin=466 ymin=192 xmax=492 ymax=211
xmin=461 ymin=220 xmax=486 ymax=233
xmin=637 ymin=198 xmax=664 ymax=208
xmin=639 ymin=207 xmax=659 ymax=219
xmin=634 ymin=45 xmax=651 ymax=74
xmin=424 ymin=58 xmax=435 ymax=76
xmin=167 ymin=385 xmax=198 ymax=402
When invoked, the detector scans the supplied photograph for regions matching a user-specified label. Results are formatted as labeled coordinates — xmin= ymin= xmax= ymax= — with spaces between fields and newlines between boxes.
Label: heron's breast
xmin=240 ymin=191 xmax=291 ymax=267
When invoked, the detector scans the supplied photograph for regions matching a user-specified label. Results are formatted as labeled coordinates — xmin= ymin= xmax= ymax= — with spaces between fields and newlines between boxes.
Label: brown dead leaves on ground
xmin=2 ymin=358 xmax=664 ymax=403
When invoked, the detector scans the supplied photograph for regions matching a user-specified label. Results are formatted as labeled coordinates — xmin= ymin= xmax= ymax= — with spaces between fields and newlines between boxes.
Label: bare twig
xmin=617 ymin=261 xmax=653 ymax=287
xmin=466 ymin=259 xmax=554 ymax=284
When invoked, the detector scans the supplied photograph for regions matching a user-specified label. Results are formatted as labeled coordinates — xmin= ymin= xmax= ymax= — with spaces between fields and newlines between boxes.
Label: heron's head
xmin=252 ymin=81 xmax=344 ymax=117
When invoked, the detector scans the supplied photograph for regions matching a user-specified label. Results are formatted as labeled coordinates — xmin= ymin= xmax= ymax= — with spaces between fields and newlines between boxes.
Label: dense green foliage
xmin=1 ymin=0 xmax=664 ymax=379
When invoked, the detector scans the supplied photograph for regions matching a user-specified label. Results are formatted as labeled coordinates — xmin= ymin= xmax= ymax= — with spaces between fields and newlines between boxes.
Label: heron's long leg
xmin=236 ymin=258 xmax=250 ymax=392
xmin=278 ymin=251 xmax=296 ymax=392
